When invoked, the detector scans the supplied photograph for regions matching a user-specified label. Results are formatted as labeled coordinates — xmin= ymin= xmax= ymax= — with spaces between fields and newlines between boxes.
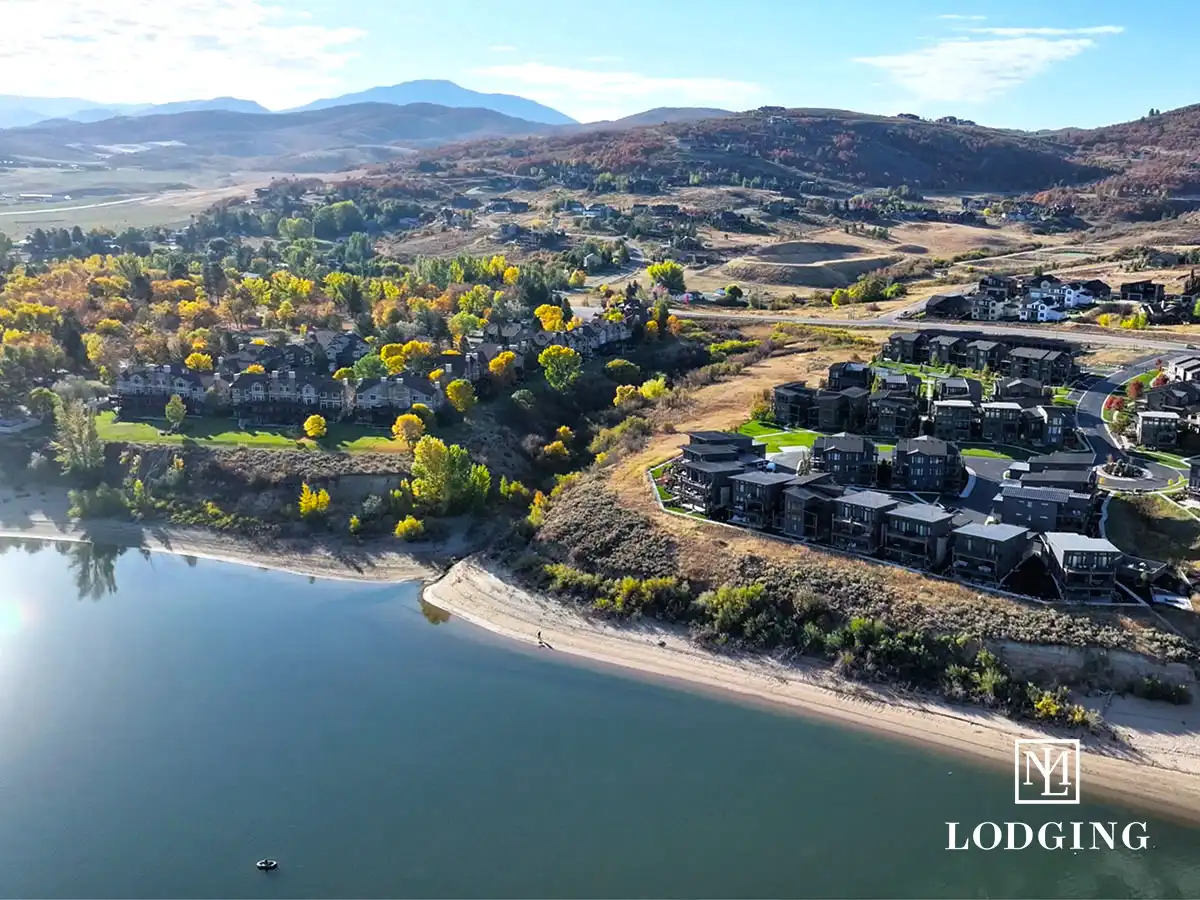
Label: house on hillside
xmin=826 ymin=361 xmax=873 ymax=391
xmin=830 ymin=491 xmax=898 ymax=555
xmin=964 ymin=339 xmax=1007 ymax=372
xmin=868 ymin=390 xmax=919 ymax=439
xmin=1119 ymin=280 xmax=1165 ymax=304
xmin=951 ymin=523 xmax=1031 ymax=585
xmin=883 ymin=504 xmax=955 ymax=569
xmin=729 ymin=471 xmax=796 ymax=530
xmin=1041 ymin=533 xmax=1120 ymax=603
xmin=1004 ymin=347 xmax=1072 ymax=384
xmin=981 ymin=401 xmax=1023 ymax=443
xmin=998 ymin=484 xmax=1094 ymax=534
xmin=115 ymin=364 xmax=219 ymax=413
xmin=927 ymin=335 xmax=967 ymax=367
xmin=994 ymin=377 xmax=1044 ymax=401
xmin=935 ymin=376 xmax=983 ymax=404
xmin=886 ymin=331 xmax=929 ymax=362
xmin=773 ymin=381 xmax=818 ymax=428
xmin=781 ymin=473 xmax=844 ymax=542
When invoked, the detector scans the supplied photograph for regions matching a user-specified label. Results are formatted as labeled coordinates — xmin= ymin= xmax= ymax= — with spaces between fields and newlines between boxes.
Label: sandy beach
xmin=425 ymin=557 xmax=1200 ymax=823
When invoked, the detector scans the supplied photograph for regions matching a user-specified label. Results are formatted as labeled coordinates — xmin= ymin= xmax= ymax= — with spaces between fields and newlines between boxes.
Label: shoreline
xmin=0 ymin=513 xmax=443 ymax=585
xmin=425 ymin=556 xmax=1200 ymax=824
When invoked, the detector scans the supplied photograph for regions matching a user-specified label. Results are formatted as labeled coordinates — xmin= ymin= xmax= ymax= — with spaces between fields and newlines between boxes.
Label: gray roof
xmin=1043 ymin=532 xmax=1120 ymax=556
xmin=983 ymin=401 xmax=1023 ymax=410
xmin=838 ymin=490 xmax=898 ymax=510
xmin=887 ymin=503 xmax=955 ymax=523
xmin=814 ymin=433 xmax=872 ymax=453
xmin=731 ymin=471 xmax=796 ymax=486
xmin=967 ymin=340 xmax=1002 ymax=350
xmin=1021 ymin=470 xmax=1092 ymax=487
xmin=896 ymin=435 xmax=953 ymax=457
xmin=931 ymin=335 xmax=964 ymax=346
xmin=685 ymin=443 xmax=739 ymax=457
xmin=785 ymin=485 xmax=841 ymax=503
xmin=689 ymin=430 xmax=744 ymax=442
xmin=683 ymin=460 xmax=746 ymax=474
xmin=953 ymin=522 xmax=1029 ymax=542
xmin=840 ymin=386 xmax=870 ymax=399
xmin=1001 ymin=484 xmax=1072 ymax=504
xmin=1029 ymin=451 xmax=1095 ymax=467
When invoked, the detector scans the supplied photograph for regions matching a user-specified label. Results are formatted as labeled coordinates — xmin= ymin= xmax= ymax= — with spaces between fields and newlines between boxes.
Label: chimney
xmin=288 ymin=371 xmax=296 ymax=380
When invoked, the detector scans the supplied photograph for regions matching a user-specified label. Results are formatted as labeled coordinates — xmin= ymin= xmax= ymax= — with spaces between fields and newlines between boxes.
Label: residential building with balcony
xmin=674 ymin=459 xmax=745 ymax=516
xmin=994 ymin=377 xmax=1044 ymax=401
xmin=951 ymin=523 xmax=1031 ymax=585
xmin=1137 ymin=411 xmax=1180 ymax=449
xmin=729 ymin=471 xmax=796 ymax=530
xmin=781 ymin=473 xmax=844 ymax=542
xmin=998 ymin=484 xmax=1094 ymax=533
xmin=892 ymin=436 xmax=962 ymax=493
xmin=1023 ymin=404 xmax=1071 ymax=450
xmin=812 ymin=433 xmax=878 ymax=485
xmin=831 ymin=491 xmax=899 ymax=555
xmin=773 ymin=381 xmax=817 ymax=428
xmin=964 ymin=339 xmax=1007 ymax=372
xmin=1042 ymin=533 xmax=1121 ymax=603
xmin=868 ymin=390 xmax=919 ymax=439
xmin=816 ymin=387 xmax=868 ymax=432
xmin=927 ymin=335 xmax=967 ymax=367
xmin=876 ymin=371 xmax=922 ymax=396
xmin=826 ymin=361 xmax=873 ymax=391
xmin=932 ymin=399 xmax=975 ymax=442
xmin=882 ymin=504 xmax=955 ymax=569
xmin=885 ymin=332 xmax=929 ymax=363
xmin=934 ymin=376 xmax=983 ymax=404
xmin=981 ymin=401 xmax=1023 ymax=443
xmin=1005 ymin=347 xmax=1072 ymax=384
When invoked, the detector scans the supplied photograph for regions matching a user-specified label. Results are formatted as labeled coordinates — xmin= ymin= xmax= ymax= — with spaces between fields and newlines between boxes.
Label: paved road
xmin=1076 ymin=358 xmax=1181 ymax=490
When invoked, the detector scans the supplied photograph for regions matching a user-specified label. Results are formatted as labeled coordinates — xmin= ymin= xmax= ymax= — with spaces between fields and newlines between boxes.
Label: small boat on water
xmin=256 ymin=859 xmax=279 ymax=871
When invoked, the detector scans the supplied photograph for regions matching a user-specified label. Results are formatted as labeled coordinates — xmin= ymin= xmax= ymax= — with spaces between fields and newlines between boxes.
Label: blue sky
xmin=13 ymin=0 xmax=1197 ymax=128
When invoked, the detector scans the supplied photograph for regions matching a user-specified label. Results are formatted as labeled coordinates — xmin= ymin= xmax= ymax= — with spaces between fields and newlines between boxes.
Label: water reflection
xmin=420 ymin=599 xmax=451 ymax=625
xmin=56 ymin=542 xmax=126 ymax=601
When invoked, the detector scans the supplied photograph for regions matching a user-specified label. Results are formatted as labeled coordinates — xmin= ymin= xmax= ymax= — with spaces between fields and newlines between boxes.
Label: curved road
xmin=1077 ymin=359 xmax=1182 ymax=491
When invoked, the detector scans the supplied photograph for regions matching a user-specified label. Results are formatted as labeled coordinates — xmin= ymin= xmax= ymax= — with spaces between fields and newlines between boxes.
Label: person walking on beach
xmin=536 ymin=630 xmax=543 ymax=646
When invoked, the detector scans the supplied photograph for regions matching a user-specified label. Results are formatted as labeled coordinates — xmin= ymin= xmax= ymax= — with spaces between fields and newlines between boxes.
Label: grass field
xmin=961 ymin=446 xmax=1024 ymax=460
xmin=96 ymin=412 xmax=399 ymax=453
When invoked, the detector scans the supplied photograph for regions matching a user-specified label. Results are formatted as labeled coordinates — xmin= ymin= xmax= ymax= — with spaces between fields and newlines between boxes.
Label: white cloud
xmin=936 ymin=14 xmax=986 ymax=20
xmin=467 ymin=62 xmax=763 ymax=122
xmin=0 ymin=0 xmax=364 ymax=109
xmin=967 ymin=25 xmax=1124 ymax=35
xmin=855 ymin=28 xmax=1120 ymax=103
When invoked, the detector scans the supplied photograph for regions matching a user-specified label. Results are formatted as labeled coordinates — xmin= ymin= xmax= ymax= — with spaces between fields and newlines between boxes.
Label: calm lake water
xmin=3 ymin=539 xmax=1200 ymax=899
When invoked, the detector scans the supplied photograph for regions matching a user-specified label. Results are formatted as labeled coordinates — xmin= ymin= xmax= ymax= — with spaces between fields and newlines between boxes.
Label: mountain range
xmin=0 ymin=80 xmax=578 ymax=129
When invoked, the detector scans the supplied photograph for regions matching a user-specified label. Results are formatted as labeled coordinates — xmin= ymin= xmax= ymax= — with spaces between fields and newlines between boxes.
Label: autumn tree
xmin=245 ymin=363 xmax=265 ymax=374
xmin=164 ymin=394 xmax=187 ymax=432
xmin=604 ymin=359 xmax=640 ymax=384
xmin=333 ymin=367 xmax=354 ymax=382
xmin=304 ymin=414 xmax=327 ymax=439
xmin=568 ymin=269 xmax=587 ymax=288
xmin=445 ymin=379 xmax=476 ymax=414
xmin=538 ymin=345 xmax=581 ymax=392
xmin=647 ymin=260 xmax=685 ymax=292
xmin=184 ymin=352 xmax=213 ymax=372
xmin=488 ymin=350 xmax=517 ymax=384
xmin=614 ymin=384 xmax=640 ymax=407
xmin=1127 ymin=379 xmax=1145 ymax=401
xmin=298 ymin=482 xmax=330 ymax=518
xmin=392 ymin=413 xmax=425 ymax=450
xmin=534 ymin=304 xmax=565 ymax=332
xmin=409 ymin=403 xmax=436 ymax=429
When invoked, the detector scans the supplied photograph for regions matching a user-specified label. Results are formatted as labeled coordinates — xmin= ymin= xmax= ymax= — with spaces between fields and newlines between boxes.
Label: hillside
xmin=287 ymin=79 xmax=575 ymax=125
xmin=418 ymin=107 xmax=1111 ymax=193
xmin=592 ymin=108 xmax=737 ymax=128
xmin=0 ymin=103 xmax=555 ymax=170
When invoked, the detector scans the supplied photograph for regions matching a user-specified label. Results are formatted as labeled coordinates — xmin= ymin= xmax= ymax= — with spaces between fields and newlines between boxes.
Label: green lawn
xmin=960 ymin=443 xmax=1028 ymax=460
xmin=739 ymin=420 xmax=784 ymax=437
xmin=96 ymin=412 xmax=400 ymax=453
xmin=1132 ymin=449 xmax=1192 ymax=471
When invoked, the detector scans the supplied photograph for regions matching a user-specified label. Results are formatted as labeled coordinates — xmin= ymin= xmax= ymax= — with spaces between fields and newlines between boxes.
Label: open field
xmin=95 ymin=412 xmax=400 ymax=453
xmin=1106 ymin=493 xmax=1200 ymax=564
xmin=0 ymin=166 xmax=351 ymax=236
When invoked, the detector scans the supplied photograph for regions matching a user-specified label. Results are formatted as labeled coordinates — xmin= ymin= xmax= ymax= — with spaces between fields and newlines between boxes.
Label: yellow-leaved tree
xmin=534 ymin=304 xmax=564 ymax=332
xmin=445 ymin=379 xmax=476 ymax=413
xmin=245 ymin=363 xmax=265 ymax=374
xmin=304 ymin=414 xmax=327 ymax=438
xmin=184 ymin=352 xmax=213 ymax=371
xmin=298 ymin=483 xmax=330 ymax=518
xmin=488 ymin=350 xmax=517 ymax=384
xmin=392 ymin=413 xmax=425 ymax=450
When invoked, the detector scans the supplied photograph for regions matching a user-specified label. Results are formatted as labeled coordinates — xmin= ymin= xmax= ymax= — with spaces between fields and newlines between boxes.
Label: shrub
xmin=604 ymin=359 xmax=641 ymax=384
xmin=298 ymin=482 xmax=330 ymax=518
xmin=512 ymin=389 xmax=536 ymax=412
xmin=394 ymin=515 xmax=425 ymax=541
xmin=499 ymin=476 xmax=532 ymax=504
xmin=68 ymin=483 xmax=130 ymax=519
xmin=589 ymin=416 xmax=652 ymax=455
xmin=541 ymin=440 xmax=570 ymax=460
xmin=639 ymin=377 xmax=668 ymax=401
xmin=303 ymin=415 xmax=327 ymax=439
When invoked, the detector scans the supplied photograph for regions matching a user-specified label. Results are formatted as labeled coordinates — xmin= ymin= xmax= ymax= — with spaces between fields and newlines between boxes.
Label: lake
xmin=2 ymin=539 xmax=1200 ymax=898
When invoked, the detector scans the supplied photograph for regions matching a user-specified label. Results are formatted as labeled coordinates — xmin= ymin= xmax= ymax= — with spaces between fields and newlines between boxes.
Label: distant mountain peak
xmin=286 ymin=80 xmax=576 ymax=126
